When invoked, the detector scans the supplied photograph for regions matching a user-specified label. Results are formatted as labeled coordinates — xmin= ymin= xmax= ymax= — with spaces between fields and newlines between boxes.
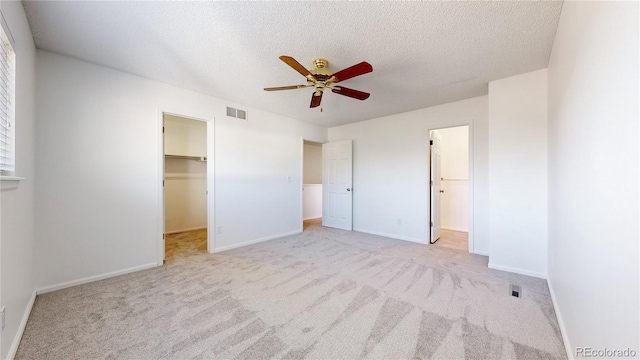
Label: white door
xmin=430 ymin=131 xmax=442 ymax=242
xmin=322 ymin=140 xmax=353 ymax=230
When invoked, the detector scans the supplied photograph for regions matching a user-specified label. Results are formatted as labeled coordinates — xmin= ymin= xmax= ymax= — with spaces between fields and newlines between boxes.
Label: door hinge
xmin=163 ymin=180 xmax=165 ymax=187
xmin=430 ymin=140 xmax=433 ymax=145
xmin=430 ymin=221 xmax=433 ymax=227
xmin=163 ymin=233 xmax=165 ymax=239
xmin=430 ymin=180 xmax=433 ymax=186
xmin=162 ymin=126 xmax=165 ymax=133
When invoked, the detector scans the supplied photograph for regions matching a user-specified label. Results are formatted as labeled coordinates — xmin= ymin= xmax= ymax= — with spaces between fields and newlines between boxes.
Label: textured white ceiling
xmin=23 ymin=1 xmax=563 ymax=127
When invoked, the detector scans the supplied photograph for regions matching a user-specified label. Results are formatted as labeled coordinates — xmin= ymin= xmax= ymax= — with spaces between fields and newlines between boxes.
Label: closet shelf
xmin=164 ymin=154 xmax=207 ymax=161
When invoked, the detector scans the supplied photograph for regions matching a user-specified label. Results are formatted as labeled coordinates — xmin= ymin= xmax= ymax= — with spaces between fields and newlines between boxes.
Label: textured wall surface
xmin=547 ymin=1 xmax=639 ymax=355
xmin=34 ymin=51 xmax=327 ymax=290
xmin=329 ymin=96 xmax=489 ymax=254
xmin=488 ymin=69 xmax=548 ymax=278
xmin=0 ymin=1 xmax=37 ymax=358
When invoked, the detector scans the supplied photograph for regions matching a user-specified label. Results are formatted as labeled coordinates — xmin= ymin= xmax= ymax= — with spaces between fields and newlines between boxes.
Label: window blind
xmin=0 ymin=24 xmax=15 ymax=176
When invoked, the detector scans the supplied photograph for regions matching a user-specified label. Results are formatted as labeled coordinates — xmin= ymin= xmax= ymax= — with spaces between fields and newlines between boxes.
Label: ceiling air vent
xmin=226 ymin=106 xmax=247 ymax=120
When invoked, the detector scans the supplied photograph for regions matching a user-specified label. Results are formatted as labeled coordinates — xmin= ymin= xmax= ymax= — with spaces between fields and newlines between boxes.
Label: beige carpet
xmin=16 ymin=219 xmax=566 ymax=359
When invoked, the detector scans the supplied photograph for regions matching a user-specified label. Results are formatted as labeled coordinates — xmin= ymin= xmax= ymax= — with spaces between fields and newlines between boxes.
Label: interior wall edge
xmin=212 ymin=230 xmax=302 ymax=253
xmin=487 ymin=262 xmax=547 ymax=280
xmin=469 ymin=249 xmax=489 ymax=257
xmin=352 ymin=228 xmax=426 ymax=245
xmin=6 ymin=290 xmax=36 ymax=360
xmin=547 ymin=278 xmax=574 ymax=360
xmin=0 ymin=1 xmax=37 ymax=359
xmin=35 ymin=263 xmax=159 ymax=295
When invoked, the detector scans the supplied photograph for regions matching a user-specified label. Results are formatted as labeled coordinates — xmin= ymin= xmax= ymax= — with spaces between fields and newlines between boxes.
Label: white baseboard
xmin=164 ymin=226 xmax=207 ymax=235
xmin=488 ymin=262 xmax=547 ymax=279
xmin=7 ymin=290 xmax=36 ymax=360
xmin=213 ymin=230 xmax=302 ymax=253
xmin=303 ymin=216 xmax=321 ymax=221
xmin=547 ymin=279 xmax=574 ymax=360
xmin=353 ymin=228 xmax=425 ymax=244
xmin=36 ymin=262 xmax=159 ymax=295
xmin=470 ymin=249 xmax=489 ymax=256
xmin=441 ymin=226 xmax=469 ymax=233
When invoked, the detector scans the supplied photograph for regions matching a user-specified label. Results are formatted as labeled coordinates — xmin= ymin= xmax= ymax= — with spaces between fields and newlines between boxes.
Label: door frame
xmin=157 ymin=108 xmax=215 ymax=265
xmin=299 ymin=136 xmax=326 ymax=232
xmin=430 ymin=130 xmax=443 ymax=243
xmin=427 ymin=120 xmax=474 ymax=253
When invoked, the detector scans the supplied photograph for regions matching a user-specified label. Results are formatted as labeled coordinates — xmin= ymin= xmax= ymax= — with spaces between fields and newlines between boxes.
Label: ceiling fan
xmin=264 ymin=56 xmax=373 ymax=108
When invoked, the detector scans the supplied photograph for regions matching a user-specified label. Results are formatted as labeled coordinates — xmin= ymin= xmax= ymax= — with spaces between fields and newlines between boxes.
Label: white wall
xmin=164 ymin=158 xmax=207 ymax=233
xmin=35 ymin=50 xmax=327 ymax=289
xmin=303 ymin=184 xmax=322 ymax=220
xmin=487 ymin=69 xmax=548 ymax=278
xmin=164 ymin=115 xmax=207 ymax=158
xmin=303 ymin=142 xmax=322 ymax=184
xmin=328 ymin=96 xmax=489 ymax=254
xmin=303 ymin=142 xmax=323 ymax=220
xmin=0 ymin=2 xmax=36 ymax=358
xmin=438 ymin=126 xmax=469 ymax=232
xmin=547 ymin=1 xmax=639 ymax=355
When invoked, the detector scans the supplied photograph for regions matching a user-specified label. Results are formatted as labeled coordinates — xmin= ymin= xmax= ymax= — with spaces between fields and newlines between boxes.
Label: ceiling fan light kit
xmin=264 ymin=55 xmax=373 ymax=109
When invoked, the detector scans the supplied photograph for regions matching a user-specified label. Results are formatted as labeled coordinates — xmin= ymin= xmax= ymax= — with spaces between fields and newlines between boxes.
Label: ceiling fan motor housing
xmin=311 ymin=58 xmax=333 ymax=82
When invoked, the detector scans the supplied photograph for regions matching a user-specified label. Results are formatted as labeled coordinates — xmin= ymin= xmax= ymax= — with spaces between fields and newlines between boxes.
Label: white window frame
xmin=0 ymin=13 xmax=16 ymax=178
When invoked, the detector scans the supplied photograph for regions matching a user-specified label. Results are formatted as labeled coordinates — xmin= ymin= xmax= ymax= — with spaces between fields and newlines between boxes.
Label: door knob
xmin=347 ymin=188 xmax=351 ymax=191
xmin=439 ymin=190 xmax=444 ymax=193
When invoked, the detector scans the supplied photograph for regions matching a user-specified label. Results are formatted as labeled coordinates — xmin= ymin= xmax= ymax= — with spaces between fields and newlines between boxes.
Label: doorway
xmin=430 ymin=125 xmax=471 ymax=252
xmin=162 ymin=114 xmax=210 ymax=260
xmin=302 ymin=140 xmax=323 ymax=230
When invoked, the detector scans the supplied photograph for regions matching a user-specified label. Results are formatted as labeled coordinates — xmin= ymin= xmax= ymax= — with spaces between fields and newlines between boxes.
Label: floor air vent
xmin=510 ymin=284 xmax=522 ymax=298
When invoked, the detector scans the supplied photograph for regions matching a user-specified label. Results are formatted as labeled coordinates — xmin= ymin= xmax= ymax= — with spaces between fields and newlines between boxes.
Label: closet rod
xmin=164 ymin=155 xmax=207 ymax=161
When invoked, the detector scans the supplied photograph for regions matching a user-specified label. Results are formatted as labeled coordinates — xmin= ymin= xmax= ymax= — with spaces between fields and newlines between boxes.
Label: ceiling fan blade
xmin=310 ymin=92 xmax=323 ymax=108
xmin=264 ymin=85 xmax=308 ymax=91
xmin=280 ymin=56 xmax=315 ymax=79
xmin=332 ymin=62 xmax=373 ymax=83
xmin=332 ymin=86 xmax=370 ymax=100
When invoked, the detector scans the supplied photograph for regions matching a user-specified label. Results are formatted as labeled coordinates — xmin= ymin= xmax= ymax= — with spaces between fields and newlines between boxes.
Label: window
xmin=0 ymin=20 xmax=15 ymax=176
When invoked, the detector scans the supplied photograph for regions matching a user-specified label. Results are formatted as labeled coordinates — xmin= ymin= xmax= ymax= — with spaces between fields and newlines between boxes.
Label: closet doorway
xmin=302 ymin=139 xmax=324 ymax=230
xmin=163 ymin=114 xmax=210 ymax=260
xmin=429 ymin=125 xmax=471 ymax=252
